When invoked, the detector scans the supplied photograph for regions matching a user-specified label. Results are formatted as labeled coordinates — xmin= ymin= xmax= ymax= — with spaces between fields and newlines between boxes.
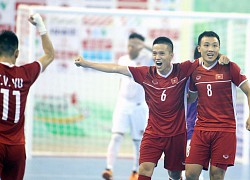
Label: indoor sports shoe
xmin=129 ymin=171 xmax=138 ymax=180
xmin=102 ymin=169 xmax=113 ymax=180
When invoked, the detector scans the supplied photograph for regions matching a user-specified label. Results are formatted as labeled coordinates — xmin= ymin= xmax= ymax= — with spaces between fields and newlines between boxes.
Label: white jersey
xmin=117 ymin=49 xmax=152 ymax=105
xmin=112 ymin=49 xmax=152 ymax=138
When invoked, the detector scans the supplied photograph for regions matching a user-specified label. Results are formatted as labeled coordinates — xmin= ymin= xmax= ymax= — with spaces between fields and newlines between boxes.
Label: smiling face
xmin=198 ymin=36 xmax=220 ymax=67
xmin=152 ymin=43 xmax=173 ymax=75
xmin=197 ymin=31 xmax=221 ymax=67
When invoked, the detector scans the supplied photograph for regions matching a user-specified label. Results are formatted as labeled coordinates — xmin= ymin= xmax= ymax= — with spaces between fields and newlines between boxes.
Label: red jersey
xmin=0 ymin=61 xmax=41 ymax=145
xmin=128 ymin=60 xmax=199 ymax=137
xmin=189 ymin=61 xmax=247 ymax=132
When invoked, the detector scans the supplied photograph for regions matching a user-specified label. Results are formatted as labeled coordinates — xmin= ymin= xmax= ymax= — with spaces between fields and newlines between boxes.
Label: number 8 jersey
xmin=0 ymin=61 xmax=41 ymax=144
xmin=189 ymin=61 xmax=247 ymax=133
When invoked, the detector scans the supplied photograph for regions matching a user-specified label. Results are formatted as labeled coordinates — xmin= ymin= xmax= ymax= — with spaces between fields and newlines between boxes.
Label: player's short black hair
xmin=198 ymin=31 xmax=220 ymax=45
xmin=194 ymin=46 xmax=201 ymax=59
xmin=0 ymin=30 xmax=18 ymax=57
xmin=129 ymin=32 xmax=145 ymax=41
xmin=152 ymin=36 xmax=174 ymax=52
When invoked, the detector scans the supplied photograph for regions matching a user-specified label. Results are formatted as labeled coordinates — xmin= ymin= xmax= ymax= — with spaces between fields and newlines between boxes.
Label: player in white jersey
xmin=102 ymin=33 xmax=152 ymax=180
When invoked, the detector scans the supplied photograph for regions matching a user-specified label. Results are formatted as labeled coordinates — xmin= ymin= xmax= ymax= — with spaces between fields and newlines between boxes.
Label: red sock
xmin=138 ymin=175 xmax=151 ymax=180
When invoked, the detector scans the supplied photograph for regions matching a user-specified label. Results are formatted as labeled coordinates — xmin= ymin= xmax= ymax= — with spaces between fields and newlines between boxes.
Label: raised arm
xmin=74 ymin=56 xmax=131 ymax=77
xmin=239 ymin=81 xmax=250 ymax=131
xmin=28 ymin=13 xmax=54 ymax=72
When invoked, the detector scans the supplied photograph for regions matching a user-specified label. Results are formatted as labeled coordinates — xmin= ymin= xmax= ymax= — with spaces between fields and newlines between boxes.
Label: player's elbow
xmin=45 ymin=48 xmax=55 ymax=63
xmin=40 ymin=51 xmax=55 ymax=72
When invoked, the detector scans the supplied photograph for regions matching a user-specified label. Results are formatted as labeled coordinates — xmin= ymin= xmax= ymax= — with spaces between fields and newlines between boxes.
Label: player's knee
xmin=185 ymin=170 xmax=199 ymax=180
xmin=111 ymin=133 xmax=123 ymax=143
xmin=210 ymin=166 xmax=226 ymax=180
xmin=210 ymin=170 xmax=225 ymax=180
xmin=168 ymin=170 xmax=182 ymax=180
xmin=139 ymin=162 xmax=155 ymax=177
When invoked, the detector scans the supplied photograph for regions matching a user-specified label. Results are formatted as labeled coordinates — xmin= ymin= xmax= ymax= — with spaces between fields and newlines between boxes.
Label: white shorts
xmin=112 ymin=101 xmax=148 ymax=140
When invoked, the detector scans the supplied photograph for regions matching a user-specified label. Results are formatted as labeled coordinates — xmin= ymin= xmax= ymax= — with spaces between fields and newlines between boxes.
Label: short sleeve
xmin=23 ymin=61 xmax=41 ymax=84
xmin=230 ymin=62 xmax=247 ymax=87
xmin=180 ymin=59 xmax=199 ymax=77
xmin=128 ymin=66 xmax=148 ymax=85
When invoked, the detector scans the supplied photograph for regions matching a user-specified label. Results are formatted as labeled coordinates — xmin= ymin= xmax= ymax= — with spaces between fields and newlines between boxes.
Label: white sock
xmin=132 ymin=139 xmax=141 ymax=172
xmin=106 ymin=133 xmax=123 ymax=170
xmin=182 ymin=171 xmax=186 ymax=180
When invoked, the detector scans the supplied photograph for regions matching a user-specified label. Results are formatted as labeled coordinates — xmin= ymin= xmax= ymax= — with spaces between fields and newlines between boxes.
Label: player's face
xmin=198 ymin=36 xmax=220 ymax=66
xmin=128 ymin=38 xmax=144 ymax=60
xmin=152 ymin=44 xmax=173 ymax=75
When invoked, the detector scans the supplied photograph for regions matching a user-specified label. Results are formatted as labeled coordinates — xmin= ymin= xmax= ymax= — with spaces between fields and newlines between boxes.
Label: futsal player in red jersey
xmin=74 ymin=36 xmax=229 ymax=180
xmin=185 ymin=31 xmax=250 ymax=180
xmin=0 ymin=14 xmax=54 ymax=180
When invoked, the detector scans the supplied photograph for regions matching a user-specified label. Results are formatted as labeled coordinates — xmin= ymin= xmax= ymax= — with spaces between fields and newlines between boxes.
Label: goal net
xmin=16 ymin=5 xmax=250 ymax=163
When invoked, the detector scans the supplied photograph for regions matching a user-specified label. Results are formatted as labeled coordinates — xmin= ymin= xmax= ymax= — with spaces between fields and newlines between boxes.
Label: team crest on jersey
xmin=223 ymin=154 xmax=229 ymax=159
xmin=171 ymin=77 xmax=178 ymax=84
xmin=152 ymin=80 xmax=158 ymax=85
xmin=215 ymin=74 xmax=223 ymax=80
xmin=196 ymin=76 xmax=201 ymax=80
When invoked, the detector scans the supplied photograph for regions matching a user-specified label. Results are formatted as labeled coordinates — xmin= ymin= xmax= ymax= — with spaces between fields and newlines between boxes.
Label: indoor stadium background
xmin=0 ymin=0 xmax=250 ymax=179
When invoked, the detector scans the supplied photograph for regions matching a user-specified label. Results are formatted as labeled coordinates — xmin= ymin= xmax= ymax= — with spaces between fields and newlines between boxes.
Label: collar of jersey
xmin=0 ymin=62 xmax=15 ymax=67
xmin=156 ymin=64 xmax=173 ymax=78
xmin=202 ymin=60 xmax=217 ymax=70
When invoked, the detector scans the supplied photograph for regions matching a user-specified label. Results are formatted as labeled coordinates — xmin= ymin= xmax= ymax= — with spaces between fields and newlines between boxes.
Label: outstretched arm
xmin=74 ymin=56 xmax=131 ymax=77
xmin=240 ymin=81 xmax=250 ymax=131
xmin=28 ymin=13 xmax=54 ymax=72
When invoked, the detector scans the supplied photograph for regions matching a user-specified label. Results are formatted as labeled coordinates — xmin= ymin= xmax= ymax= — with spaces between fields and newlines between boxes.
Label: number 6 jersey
xmin=128 ymin=59 xmax=199 ymax=137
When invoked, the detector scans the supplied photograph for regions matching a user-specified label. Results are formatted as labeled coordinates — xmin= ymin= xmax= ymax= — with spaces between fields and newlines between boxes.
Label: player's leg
xmin=209 ymin=165 xmax=226 ymax=180
xmin=138 ymin=133 xmax=164 ymax=179
xmin=182 ymin=139 xmax=205 ymax=180
xmin=106 ymin=133 xmax=124 ymax=169
xmin=168 ymin=170 xmax=182 ymax=180
xmin=102 ymin=133 xmax=124 ymax=179
xmin=209 ymin=131 xmax=236 ymax=180
xmin=164 ymin=133 xmax=186 ymax=180
xmin=185 ymin=130 xmax=210 ymax=180
xmin=130 ymin=138 xmax=140 ymax=180
xmin=102 ymin=106 xmax=129 ymax=180
xmin=2 ymin=144 xmax=26 ymax=180
xmin=130 ymin=103 xmax=148 ymax=180
xmin=181 ymin=139 xmax=191 ymax=179
xmin=185 ymin=164 xmax=203 ymax=180
xmin=138 ymin=162 xmax=156 ymax=179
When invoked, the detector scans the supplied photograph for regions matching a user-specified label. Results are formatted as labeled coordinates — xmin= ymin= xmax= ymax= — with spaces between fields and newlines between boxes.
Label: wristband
xmin=32 ymin=13 xmax=47 ymax=35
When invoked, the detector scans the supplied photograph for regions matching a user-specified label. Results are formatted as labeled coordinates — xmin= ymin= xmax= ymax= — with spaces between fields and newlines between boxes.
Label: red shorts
xmin=185 ymin=130 xmax=236 ymax=170
xmin=0 ymin=143 xmax=26 ymax=180
xmin=139 ymin=132 xmax=186 ymax=171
